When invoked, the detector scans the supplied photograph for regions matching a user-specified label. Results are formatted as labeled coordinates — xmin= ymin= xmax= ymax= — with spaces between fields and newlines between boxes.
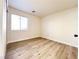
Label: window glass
xmin=20 ymin=16 xmax=28 ymax=30
xmin=11 ymin=14 xmax=28 ymax=30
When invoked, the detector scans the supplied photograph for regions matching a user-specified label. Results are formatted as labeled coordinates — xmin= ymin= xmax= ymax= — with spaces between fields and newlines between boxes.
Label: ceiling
xmin=8 ymin=0 xmax=78 ymax=17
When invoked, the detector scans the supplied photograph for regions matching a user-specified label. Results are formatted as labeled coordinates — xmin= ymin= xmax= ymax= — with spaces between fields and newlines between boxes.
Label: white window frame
xmin=11 ymin=14 xmax=28 ymax=31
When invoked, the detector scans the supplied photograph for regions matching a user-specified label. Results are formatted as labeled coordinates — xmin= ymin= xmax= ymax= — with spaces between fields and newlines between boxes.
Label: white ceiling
xmin=8 ymin=0 xmax=78 ymax=17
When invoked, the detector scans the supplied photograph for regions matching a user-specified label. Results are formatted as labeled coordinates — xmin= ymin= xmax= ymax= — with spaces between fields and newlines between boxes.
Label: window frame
xmin=11 ymin=14 xmax=28 ymax=31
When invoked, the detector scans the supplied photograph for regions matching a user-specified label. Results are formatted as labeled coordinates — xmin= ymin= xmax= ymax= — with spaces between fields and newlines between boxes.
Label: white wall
xmin=7 ymin=7 xmax=41 ymax=43
xmin=0 ymin=0 xmax=6 ymax=59
xmin=41 ymin=7 xmax=78 ymax=47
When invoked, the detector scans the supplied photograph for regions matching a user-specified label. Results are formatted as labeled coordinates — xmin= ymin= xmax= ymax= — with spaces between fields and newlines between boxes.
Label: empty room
xmin=0 ymin=0 xmax=78 ymax=59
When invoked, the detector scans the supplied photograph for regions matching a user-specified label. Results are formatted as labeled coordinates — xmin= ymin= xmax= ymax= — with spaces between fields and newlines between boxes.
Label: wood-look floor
xmin=6 ymin=38 xmax=78 ymax=59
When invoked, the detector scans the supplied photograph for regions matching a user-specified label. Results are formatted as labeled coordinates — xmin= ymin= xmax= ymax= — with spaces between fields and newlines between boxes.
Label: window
xmin=11 ymin=14 xmax=28 ymax=30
